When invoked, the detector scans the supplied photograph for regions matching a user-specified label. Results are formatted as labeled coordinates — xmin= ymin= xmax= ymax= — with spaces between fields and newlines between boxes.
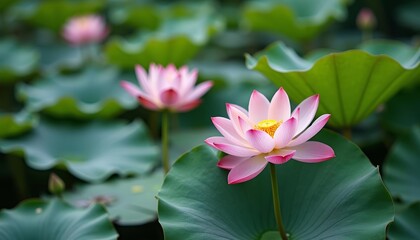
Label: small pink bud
xmin=356 ymin=8 xmax=377 ymax=30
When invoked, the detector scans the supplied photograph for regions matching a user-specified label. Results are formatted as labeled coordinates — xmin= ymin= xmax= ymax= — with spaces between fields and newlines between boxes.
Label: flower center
xmin=255 ymin=119 xmax=281 ymax=137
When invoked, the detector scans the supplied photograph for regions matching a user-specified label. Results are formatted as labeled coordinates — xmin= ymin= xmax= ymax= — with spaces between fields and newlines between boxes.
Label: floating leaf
xmin=0 ymin=110 xmax=37 ymax=138
xmin=36 ymin=42 xmax=84 ymax=72
xmin=383 ymin=126 xmax=420 ymax=203
xmin=0 ymin=39 xmax=39 ymax=83
xmin=0 ymin=198 xmax=118 ymax=240
xmin=0 ymin=119 xmax=159 ymax=182
xmin=105 ymin=15 xmax=224 ymax=69
xmin=242 ymin=0 xmax=348 ymax=41
xmin=158 ymin=130 xmax=393 ymax=239
xmin=246 ymin=40 xmax=420 ymax=128
xmin=388 ymin=202 xmax=420 ymax=240
xmin=381 ymin=86 xmax=420 ymax=134
xmin=19 ymin=0 xmax=104 ymax=32
xmin=18 ymin=67 xmax=137 ymax=119
xmin=63 ymin=171 xmax=163 ymax=225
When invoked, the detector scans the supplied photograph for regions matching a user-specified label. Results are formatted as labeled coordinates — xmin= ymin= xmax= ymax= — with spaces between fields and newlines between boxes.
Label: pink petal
xmin=227 ymin=104 xmax=251 ymax=138
xmin=205 ymin=137 xmax=259 ymax=157
xmin=228 ymin=155 xmax=268 ymax=184
xmin=135 ymin=65 xmax=152 ymax=94
xmin=268 ymin=88 xmax=291 ymax=121
xmin=274 ymin=117 xmax=297 ymax=148
xmin=120 ymin=81 xmax=143 ymax=97
xmin=217 ymin=155 xmax=248 ymax=170
xmin=138 ymin=96 xmax=160 ymax=110
xmin=293 ymin=95 xmax=319 ymax=136
xmin=265 ymin=149 xmax=296 ymax=164
xmin=248 ymin=90 xmax=270 ymax=124
xmin=238 ymin=116 xmax=252 ymax=134
xmin=212 ymin=117 xmax=249 ymax=147
xmin=245 ymin=129 xmax=275 ymax=153
xmin=291 ymin=141 xmax=335 ymax=163
xmin=180 ymin=81 xmax=213 ymax=103
xmin=213 ymin=142 xmax=259 ymax=157
xmin=288 ymin=114 xmax=330 ymax=147
xmin=160 ymin=89 xmax=179 ymax=105
xmin=179 ymin=68 xmax=198 ymax=95
xmin=174 ymin=100 xmax=201 ymax=112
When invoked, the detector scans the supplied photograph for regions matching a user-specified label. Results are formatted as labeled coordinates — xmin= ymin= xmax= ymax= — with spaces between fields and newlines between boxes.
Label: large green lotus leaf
xmin=383 ymin=126 xmax=420 ymax=203
xmin=381 ymin=86 xmax=420 ymax=134
xmin=158 ymin=130 xmax=393 ymax=239
xmin=242 ymin=0 xmax=348 ymax=41
xmin=0 ymin=39 xmax=39 ymax=83
xmin=0 ymin=198 xmax=118 ymax=240
xmin=18 ymin=67 xmax=136 ymax=119
xmin=36 ymin=42 xmax=84 ymax=72
xmin=105 ymin=15 xmax=224 ymax=69
xmin=0 ymin=119 xmax=159 ymax=182
xmin=246 ymin=40 xmax=420 ymax=128
xmin=17 ymin=0 xmax=104 ymax=32
xmin=388 ymin=202 xmax=420 ymax=240
xmin=62 ymin=171 xmax=163 ymax=225
xmin=0 ymin=110 xmax=37 ymax=138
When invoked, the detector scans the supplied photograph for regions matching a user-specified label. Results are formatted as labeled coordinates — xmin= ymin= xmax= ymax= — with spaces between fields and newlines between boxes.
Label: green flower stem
xmin=269 ymin=163 xmax=288 ymax=240
xmin=161 ymin=110 xmax=170 ymax=174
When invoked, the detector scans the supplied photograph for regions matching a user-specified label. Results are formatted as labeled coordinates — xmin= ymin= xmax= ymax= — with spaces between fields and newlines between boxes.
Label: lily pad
xmin=381 ymin=86 xmax=420 ymax=134
xmin=0 ymin=39 xmax=39 ymax=83
xmin=158 ymin=130 xmax=393 ymax=239
xmin=18 ymin=67 xmax=137 ymax=119
xmin=0 ymin=110 xmax=37 ymax=138
xmin=105 ymin=15 xmax=224 ymax=69
xmin=383 ymin=126 xmax=420 ymax=203
xmin=0 ymin=198 xmax=118 ymax=240
xmin=63 ymin=171 xmax=163 ymax=225
xmin=36 ymin=42 xmax=85 ymax=72
xmin=246 ymin=40 xmax=420 ymax=128
xmin=0 ymin=119 xmax=159 ymax=182
xmin=388 ymin=202 xmax=420 ymax=240
xmin=18 ymin=0 xmax=105 ymax=32
xmin=242 ymin=0 xmax=348 ymax=41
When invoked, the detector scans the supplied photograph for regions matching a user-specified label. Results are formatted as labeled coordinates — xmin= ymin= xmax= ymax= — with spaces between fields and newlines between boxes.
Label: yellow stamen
xmin=255 ymin=119 xmax=282 ymax=137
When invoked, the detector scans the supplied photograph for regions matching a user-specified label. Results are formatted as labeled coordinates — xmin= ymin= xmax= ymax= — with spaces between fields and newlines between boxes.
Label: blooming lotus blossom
xmin=62 ymin=15 xmax=109 ymax=45
xmin=121 ymin=64 xmax=213 ymax=112
xmin=205 ymin=88 xmax=335 ymax=184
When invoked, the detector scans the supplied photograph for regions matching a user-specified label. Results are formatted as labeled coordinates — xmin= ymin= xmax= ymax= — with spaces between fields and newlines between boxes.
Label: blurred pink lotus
xmin=206 ymin=88 xmax=335 ymax=184
xmin=356 ymin=8 xmax=376 ymax=30
xmin=121 ymin=64 xmax=213 ymax=112
xmin=62 ymin=15 xmax=109 ymax=45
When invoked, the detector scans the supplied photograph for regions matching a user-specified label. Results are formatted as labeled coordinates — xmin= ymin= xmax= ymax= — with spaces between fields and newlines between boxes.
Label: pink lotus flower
xmin=121 ymin=64 xmax=213 ymax=112
xmin=62 ymin=15 xmax=109 ymax=45
xmin=205 ymin=88 xmax=335 ymax=184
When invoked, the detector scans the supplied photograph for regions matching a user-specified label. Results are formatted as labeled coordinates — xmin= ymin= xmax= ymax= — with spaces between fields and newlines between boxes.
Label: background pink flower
xmin=206 ymin=88 xmax=335 ymax=184
xmin=62 ymin=15 xmax=109 ymax=45
xmin=121 ymin=64 xmax=213 ymax=112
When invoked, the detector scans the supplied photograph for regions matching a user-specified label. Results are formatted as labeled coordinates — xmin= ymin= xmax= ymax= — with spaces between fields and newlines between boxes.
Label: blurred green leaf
xmin=158 ymin=130 xmax=393 ymax=239
xmin=0 ymin=0 xmax=19 ymax=12
xmin=63 ymin=170 xmax=163 ymax=225
xmin=383 ymin=126 xmax=420 ymax=203
xmin=0 ymin=119 xmax=159 ymax=182
xmin=396 ymin=2 xmax=420 ymax=31
xmin=105 ymin=15 xmax=224 ymax=69
xmin=19 ymin=0 xmax=105 ymax=32
xmin=18 ymin=67 xmax=137 ymax=119
xmin=388 ymin=202 xmax=420 ymax=240
xmin=0 ymin=39 xmax=39 ymax=83
xmin=381 ymin=86 xmax=420 ymax=134
xmin=0 ymin=110 xmax=37 ymax=138
xmin=246 ymin=40 xmax=420 ymax=128
xmin=242 ymin=0 xmax=348 ymax=41
xmin=0 ymin=198 xmax=118 ymax=240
